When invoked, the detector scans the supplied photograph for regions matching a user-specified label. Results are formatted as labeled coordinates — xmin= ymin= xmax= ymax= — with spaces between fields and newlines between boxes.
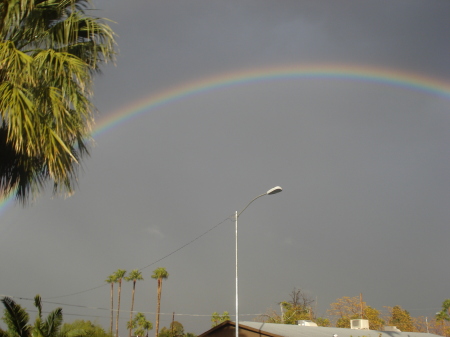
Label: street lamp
xmin=235 ymin=186 xmax=282 ymax=337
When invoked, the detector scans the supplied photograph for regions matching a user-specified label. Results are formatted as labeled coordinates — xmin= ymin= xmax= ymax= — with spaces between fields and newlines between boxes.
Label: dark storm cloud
xmin=2 ymin=0 xmax=450 ymax=335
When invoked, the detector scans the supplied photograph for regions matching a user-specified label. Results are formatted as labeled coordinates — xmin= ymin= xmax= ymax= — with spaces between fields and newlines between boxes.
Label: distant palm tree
xmin=132 ymin=313 xmax=152 ymax=337
xmin=138 ymin=315 xmax=153 ymax=337
xmin=126 ymin=269 xmax=144 ymax=337
xmin=151 ymin=268 xmax=169 ymax=337
xmin=114 ymin=269 xmax=127 ymax=337
xmin=106 ymin=273 xmax=118 ymax=335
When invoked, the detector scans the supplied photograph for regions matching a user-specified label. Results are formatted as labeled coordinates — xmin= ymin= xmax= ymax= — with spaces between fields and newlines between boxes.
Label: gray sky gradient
xmin=1 ymin=1 xmax=450 ymax=335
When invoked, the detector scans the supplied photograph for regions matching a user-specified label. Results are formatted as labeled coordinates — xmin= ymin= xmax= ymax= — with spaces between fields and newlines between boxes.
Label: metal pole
xmin=235 ymin=210 xmax=239 ymax=337
xmin=234 ymin=187 xmax=282 ymax=337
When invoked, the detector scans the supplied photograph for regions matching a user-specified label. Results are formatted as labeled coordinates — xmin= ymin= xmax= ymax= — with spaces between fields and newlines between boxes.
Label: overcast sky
xmin=1 ymin=1 xmax=450 ymax=336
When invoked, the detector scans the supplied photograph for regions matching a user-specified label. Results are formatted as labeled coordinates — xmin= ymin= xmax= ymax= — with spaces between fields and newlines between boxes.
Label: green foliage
xmin=157 ymin=321 xmax=196 ymax=337
xmin=151 ymin=268 xmax=169 ymax=281
xmin=256 ymin=288 xmax=316 ymax=325
xmin=388 ymin=306 xmax=413 ymax=332
xmin=0 ymin=327 xmax=9 ymax=337
xmin=436 ymin=299 xmax=450 ymax=322
xmin=328 ymin=296 xmax=384 ymax=329
xmin=334 ymin=307 xmax=383 ymax=329
xmin=105 ymin=274 xmax=117 ymax=284
xmin=1 ymin=295 xmax=70 ymax=337
xmin=113 ymin=269 xmax=127 ymax=281
xmin=158 ymin=322 xmax=184 ymax=337
xmin=1 ymin=297 xmax=31 ymax=337
xmin=32 ymin=295 xmax=63 ymax=337
xmin=129 ymin=313 xmax=152 ymax=337
xmin=0 ymin=0 xmax=116 ymax=204
xmin=60 ymin=320 xmax=109 ymax=337
xmin=315 ymin=317 xmax=330 ymax=327
xmin=125 ymin=270 xmax=144 ymax=283
xmin=336 ymin=317 xmax=350 ymax=328
xmin=364 ymin=307 xmax=384 ymax=330
xmin=210 ymin=312 xmax=230 ymax=327
xmin=278 ymin=302 xmax=311 ymax=324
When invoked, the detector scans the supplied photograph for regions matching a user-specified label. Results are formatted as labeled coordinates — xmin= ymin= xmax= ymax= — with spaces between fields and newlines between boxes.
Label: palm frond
xmin=1 ymin=296 xmax=32 ymax=337
xmin=0 ymin=0 xmax=116 ymax=203
xmin=44 ymin=308 xmax=63 ymax=337
xmin=34 ymin=295 xmax=42 ymax=319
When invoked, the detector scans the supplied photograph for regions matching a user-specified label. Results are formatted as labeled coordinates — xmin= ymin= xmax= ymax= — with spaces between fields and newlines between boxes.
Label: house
xmin=198 ymin=321 xmax=441 ymax=337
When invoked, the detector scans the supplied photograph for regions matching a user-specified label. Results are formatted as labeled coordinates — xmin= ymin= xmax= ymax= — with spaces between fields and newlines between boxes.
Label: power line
xmin=137 ymin=216 xmax=232 ymax=272
xmin=39 ymin=215 xmax=233 ymax=300
xmin=0 ymin=294 xmax=262 ymax=318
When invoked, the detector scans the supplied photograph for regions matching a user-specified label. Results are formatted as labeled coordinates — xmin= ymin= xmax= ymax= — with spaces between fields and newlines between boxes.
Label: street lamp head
xmin=266 ymin=186 xmax=282 ymax=195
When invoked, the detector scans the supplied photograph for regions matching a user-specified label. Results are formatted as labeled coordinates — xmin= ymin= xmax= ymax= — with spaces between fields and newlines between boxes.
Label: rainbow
xmin=2 ymin=63 xmax=450 ymax=213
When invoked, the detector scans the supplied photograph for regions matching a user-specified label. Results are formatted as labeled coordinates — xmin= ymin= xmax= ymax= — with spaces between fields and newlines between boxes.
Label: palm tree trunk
xmin=129 ymin=281 xmax=136 ymax=337
xmin=116 ymin=279 xmax=122 ymax=337
xmin=155 ymin=279 xmax=162 ymax=337
xmin=110 ymin=283 xmax=114 ymax=335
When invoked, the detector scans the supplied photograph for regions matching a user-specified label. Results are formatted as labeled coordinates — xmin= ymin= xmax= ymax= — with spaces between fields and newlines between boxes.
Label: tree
xmin=60 ymin=320 xmax=109 ymax=337
xmin=131 ymin=313 xmax=152 ymax=337
xmin=388 ymin=305 xmax=413 ymax=332
xmin=315 ymin=317 xmax=330 ymax=327
xmin=211 ymin=312 xmax=230 ymax=327
xmin=1 ymin=296 xmax=31 ymax=337
xmin=32 ymin=295 xmax=63 ymax=337
xmin=151 ymin=267 xmax=169 ymax=337
xmin=328 ymin=296 xmax=362 ymax=327
xmin=328 ymin=296 xmax=383 ymax=329
xmin=435 ymin=300 xmax=450 ymax=337
xmin=114 ymin=269 xmax=127 ymax=337
xmin=364 ymin=306 xmax=384 ymax=330
xmin=256 ymin=288 xmax=315 ymax=324
xmin=0 ymin=0 xmax=116 ymax=204
xmin=105 ymin=273 xmax=117 ymax=335
xmin=437 ymin=300 xmax=450 ymax=322
xmin=158 ymin=322 xmax=183 ymax=337
xmin=0 ymin=327 xmax=7 ymax=337
xmin=126 ymin=270 xmax=144 ymax=337
xmin=287 ymin=288 xmax=314 ymax=310
xmin=1 ymin=295 xmax=79 ymax=337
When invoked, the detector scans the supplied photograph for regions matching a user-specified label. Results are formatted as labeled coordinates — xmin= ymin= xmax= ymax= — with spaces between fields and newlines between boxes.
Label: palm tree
xmin=0 ymin=0 xmax=116 ymax=204
xmin=125 ymin=269 xmax=144 ymax=337
xmin=1 ymin=295 xmax=68 ymax=337
xmin=151 ymin=267 xmax=169 ymax=337
xmin=134 ymin=313 xmax=152 ymax=337
xmin=32 ymin=295 xmax=63 ymax=337
xmin=1 ymin=296 xmax=31 ymax=337
xmin=106 ymin=273 xmax=118 ymax=335
xmin=114 ymin=269 xmax=127 ymax=337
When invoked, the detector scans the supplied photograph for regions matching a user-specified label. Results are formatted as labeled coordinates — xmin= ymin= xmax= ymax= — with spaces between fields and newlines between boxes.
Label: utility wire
xmin=42 ymin=215 xmax=233 ymax=299
xmin=0 ymin=294 xmax=261 ymax=318
xmin=137 ymin=216 xmax=232 ymax=272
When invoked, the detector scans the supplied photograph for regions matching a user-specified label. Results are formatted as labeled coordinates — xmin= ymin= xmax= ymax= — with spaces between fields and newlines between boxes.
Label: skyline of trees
xmin=2 ymin=288 xmax=448 ymax=337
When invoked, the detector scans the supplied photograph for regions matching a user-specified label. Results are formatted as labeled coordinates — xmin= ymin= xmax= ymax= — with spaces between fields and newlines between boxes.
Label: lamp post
xmin=235 ymin=186 xmax=282 ymax=337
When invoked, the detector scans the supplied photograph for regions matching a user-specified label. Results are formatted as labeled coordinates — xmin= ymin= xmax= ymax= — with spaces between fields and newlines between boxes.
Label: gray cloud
xmin=1 ymin=0 xmax=450 ymax=335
